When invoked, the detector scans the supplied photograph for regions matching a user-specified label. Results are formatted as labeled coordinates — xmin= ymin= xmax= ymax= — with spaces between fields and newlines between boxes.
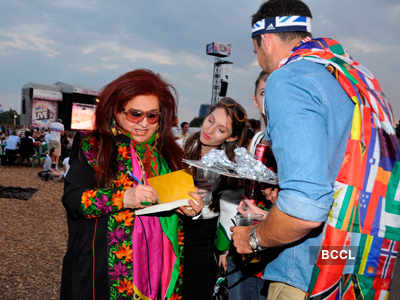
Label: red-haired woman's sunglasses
xmin=122 ymin=109 xmax=160 ymax=124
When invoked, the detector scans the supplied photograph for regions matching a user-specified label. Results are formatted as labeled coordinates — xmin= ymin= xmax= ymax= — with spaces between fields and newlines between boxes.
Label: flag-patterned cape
xmin=279 ymin=37 xmax=400 ymax=300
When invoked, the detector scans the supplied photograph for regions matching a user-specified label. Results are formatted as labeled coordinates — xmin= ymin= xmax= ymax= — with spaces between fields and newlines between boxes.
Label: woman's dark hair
xmin=93 ymin=69 xmax=183 ymax=185
xmin=248 ymin=119 xmax=261 ymax=132
xmin=184 ymin=97 xmax=248 ymax=161
xmin=254 ymin=71 xmax=269 ymax=95
xmin=252 ymin=0 xmax=312 ymax=46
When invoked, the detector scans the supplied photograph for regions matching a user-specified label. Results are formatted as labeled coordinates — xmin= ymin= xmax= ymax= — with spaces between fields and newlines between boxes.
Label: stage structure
xmin=206 ymin=42 xmax=233 ymax=106
xmin=21 ymin=81 xmax=99 ymax=130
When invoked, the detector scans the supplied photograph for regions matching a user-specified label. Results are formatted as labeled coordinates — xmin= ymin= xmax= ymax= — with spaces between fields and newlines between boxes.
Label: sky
xmin=0 ymin=0 xmax=399 ymax=123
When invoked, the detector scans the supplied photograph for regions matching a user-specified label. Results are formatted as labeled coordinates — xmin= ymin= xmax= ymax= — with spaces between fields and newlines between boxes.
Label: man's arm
xmin=260 ymin=204 xmax=321 ymax=247
xmin=231 ymin=204 xmax=321 ymax=253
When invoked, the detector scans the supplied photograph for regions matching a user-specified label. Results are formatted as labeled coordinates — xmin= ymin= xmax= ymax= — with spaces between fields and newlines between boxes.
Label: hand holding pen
xmin=122 ymin=171 xmax=159 ymax=209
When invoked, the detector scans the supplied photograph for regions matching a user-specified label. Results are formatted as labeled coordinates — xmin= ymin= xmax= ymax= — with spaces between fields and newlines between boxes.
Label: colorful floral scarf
xmin=278 ymin=37 xmax=400 ymax=300
xmin=80 ymin=129 xmax=183 ymax=299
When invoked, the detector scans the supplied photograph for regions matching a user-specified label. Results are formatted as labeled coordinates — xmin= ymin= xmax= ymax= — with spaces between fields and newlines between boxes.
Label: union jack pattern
xmin=275 ymin=16 xmax=311 ymax=31
xmin=279 ymin=37 xmax=400 ymax=300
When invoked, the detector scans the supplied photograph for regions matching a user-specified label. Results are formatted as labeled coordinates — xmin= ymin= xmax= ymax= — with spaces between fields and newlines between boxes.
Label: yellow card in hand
xmin=147 ymin=168 xmax=195 ymax=203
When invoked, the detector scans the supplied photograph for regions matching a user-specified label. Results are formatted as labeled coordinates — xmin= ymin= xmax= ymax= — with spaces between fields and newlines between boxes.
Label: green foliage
xmin=0 ymin=109 xmax=19 ymax=125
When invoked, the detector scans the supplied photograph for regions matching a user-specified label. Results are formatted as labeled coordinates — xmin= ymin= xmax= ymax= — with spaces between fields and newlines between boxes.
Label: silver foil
xmin=201 ymin=149 xmax=236 ymax=172
xmin=199 ymin=147 xmax=278 ymax=184
xmin=234 ymin=147 xmax=277 ymax=182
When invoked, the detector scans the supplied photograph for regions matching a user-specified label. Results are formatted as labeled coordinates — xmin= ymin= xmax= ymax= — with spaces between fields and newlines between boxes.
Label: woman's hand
xmin=176 ymin=187 xmax=204 ymax=217
xmin=218 ymin=252 xmax=228 ymax=272
xmin=237 ymin=199 xmax=269 ymax=218
xmin=123 ymin=185 xmax=158 ymax=209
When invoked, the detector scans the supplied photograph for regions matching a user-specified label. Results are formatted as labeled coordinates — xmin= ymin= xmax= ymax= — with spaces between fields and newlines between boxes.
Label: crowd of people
xmin=0 ymin=122 xmax=74 ymax=181
xmin=2 ymin=0 xmax=400 ymax=299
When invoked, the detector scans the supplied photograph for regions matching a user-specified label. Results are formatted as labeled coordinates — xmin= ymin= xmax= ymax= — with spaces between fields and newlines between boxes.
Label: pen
xmin=231 ymin=218 xmax=237 ymax=226
xmin=127 ymin=171 xmax=160 ymax=205
xmin=127 ymin=171 xmax=142 ymax=185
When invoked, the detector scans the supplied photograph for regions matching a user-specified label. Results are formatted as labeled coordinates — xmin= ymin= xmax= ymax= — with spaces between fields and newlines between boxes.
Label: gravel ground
xmin=0 ymin=164 xmax=399 ymax=300
xmin=0 ymin=165 xmax=66 ymax=300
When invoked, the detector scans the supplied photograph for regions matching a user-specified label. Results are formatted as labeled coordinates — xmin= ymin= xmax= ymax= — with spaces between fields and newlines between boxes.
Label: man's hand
xmin=231 ymin=225 xmax=253 ymax=254
xmin=233 ymin=205 xmax=322 ymax=251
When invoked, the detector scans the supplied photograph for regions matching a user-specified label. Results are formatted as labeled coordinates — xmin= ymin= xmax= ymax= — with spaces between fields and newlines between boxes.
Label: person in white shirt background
xmin=41 ymin=147 xmax=63 ymax=181
xmin=176 ymin=121 xmax=190 ymax=148
xmin=4 ymin=130 xmax=20 ymax=165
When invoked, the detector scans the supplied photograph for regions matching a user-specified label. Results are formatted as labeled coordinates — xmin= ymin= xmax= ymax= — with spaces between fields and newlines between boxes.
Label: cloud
xmin=194 ymin=72 xmax=210 ymax=80
xmin=102 ymin=64 xmax=120 ymax=70
xmin=80 ymin=41 xmax=212 ymax=74
xmin=389 ymin=3 xmax=400 ymax=20
xmin=341 ymin=38 xmax=399 ymax=55
xmin=0 ymin=26 xmax=59 ymax=57
xmin=180 ymin=53 xmax=210 ymax=70
xmin=82 ymin=42 xmax=175 ymax=66
xmin=79 ymin=65 xmax=98 ymax=73
xmin=44 ymin=0 xmax=98 ymax=11
xmin=0 ymin=0 xmax=399 ymax=123
xmin=0 ymin=92 xmax=20 ymax=112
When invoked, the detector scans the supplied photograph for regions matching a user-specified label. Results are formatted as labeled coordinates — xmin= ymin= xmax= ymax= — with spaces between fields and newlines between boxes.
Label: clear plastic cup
xmin=193 ymin=168 xmax=219 ymax=206
xmin=233 ymin=213 xmax=265 ymax=226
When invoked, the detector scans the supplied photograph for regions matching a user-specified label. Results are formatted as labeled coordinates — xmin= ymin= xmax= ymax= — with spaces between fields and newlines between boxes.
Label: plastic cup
xmin=193 ymin=168 xmax=219 ymax=206
xmin=233 ymin=213 xmax=265 ymax=226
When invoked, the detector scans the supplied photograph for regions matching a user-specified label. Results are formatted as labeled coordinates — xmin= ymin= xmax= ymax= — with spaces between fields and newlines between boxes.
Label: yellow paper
xmin=147 ymin=168 xmax=195 ymax=203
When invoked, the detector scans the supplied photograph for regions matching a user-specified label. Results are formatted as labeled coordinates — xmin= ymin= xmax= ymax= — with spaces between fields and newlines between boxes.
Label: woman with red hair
xmin=61 ymin=69 xmax=203 ymax=300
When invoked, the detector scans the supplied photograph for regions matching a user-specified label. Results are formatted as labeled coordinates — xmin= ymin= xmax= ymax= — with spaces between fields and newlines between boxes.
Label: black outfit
xmin=5 ymin=149 xmax=18 ymax=165
xmin=60 ymin=134 xmax=109 ymax=300
xmin=183 ymin=216 xmax=218 ymax=300
xmin=19 ymin=136 xmax=34 ymax=165
xmin=60 ymin=134 xmax=70 ymax=161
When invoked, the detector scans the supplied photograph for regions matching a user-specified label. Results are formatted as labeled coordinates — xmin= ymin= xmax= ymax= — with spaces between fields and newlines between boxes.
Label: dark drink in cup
xmin=193 ymin=168 xmax=213 ymax=190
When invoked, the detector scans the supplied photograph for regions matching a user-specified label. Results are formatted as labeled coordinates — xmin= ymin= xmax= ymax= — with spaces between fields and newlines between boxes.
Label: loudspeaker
xmin=219 ymin=80 xmax=228 ymax=97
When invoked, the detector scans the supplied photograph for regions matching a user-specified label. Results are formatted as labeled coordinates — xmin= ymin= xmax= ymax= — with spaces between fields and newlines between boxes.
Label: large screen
xmin=71 ymin=103 xmax=96 ymax=130
xmin=31 ymin=99 xmax=57 ymax=128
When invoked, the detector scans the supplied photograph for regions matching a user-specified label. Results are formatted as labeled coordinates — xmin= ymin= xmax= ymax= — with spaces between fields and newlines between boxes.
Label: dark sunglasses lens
xmin=125 ymin=109 xmax=159 ymax=124
xmin=130 ymin=110 xmax=143 ymax=117
xmin=146 ymin=113 xmax=159 ymax=124
xmin=126 ymin=110 xmax=143 ymax=121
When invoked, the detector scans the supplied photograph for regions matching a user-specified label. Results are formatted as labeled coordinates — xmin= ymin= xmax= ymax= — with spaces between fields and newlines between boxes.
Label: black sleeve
xmin=62 ymin=132 xmax=97 ymax=219
xmin=62 ymin=133 xmax=126 ymax=220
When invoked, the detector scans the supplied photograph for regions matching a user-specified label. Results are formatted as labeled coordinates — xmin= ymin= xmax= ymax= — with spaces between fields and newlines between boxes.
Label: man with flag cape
xmin=231 ymin=1 xmax=400 ymax=299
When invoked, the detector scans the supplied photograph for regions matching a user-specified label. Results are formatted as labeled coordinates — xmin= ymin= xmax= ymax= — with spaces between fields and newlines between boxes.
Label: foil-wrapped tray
xmin=183 ymin=159 xmax=242 ymax=179
xmin=183 ymin=157 xmax=278 ymax=184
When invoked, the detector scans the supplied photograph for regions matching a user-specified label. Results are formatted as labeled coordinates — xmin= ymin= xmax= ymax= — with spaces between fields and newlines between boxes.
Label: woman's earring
xmin=154 ymin=131 xmax=160 ymax=148
xmin=110 ymin=118 xmax=118 ymax=136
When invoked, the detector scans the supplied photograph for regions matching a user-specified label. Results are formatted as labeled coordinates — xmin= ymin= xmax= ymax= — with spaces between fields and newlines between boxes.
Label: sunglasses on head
xmin=122 ymin=109 xmax=160 ymax=124
xmin=219 ymin=99 xmax=247 ymax=123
